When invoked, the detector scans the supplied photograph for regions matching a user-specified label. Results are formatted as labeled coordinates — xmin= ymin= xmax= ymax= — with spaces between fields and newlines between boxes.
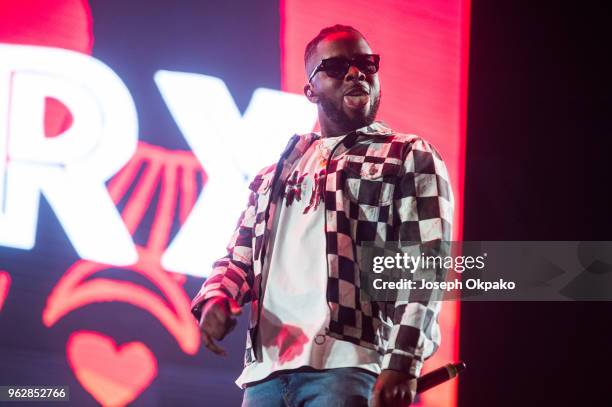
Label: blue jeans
xmin=242 ymin=367 xmax=377 ymax=407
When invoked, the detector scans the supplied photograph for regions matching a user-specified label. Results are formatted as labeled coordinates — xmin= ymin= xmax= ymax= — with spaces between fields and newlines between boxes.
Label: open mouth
xmin=343 ymin=93 xmax=370 ymax=109
xmin=343 ymin=86 xmax=370 ymax=109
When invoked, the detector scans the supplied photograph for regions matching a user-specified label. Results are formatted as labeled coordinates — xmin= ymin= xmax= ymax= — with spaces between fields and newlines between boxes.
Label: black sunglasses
xmin=308 ymin=54 xmax=380 ymax=82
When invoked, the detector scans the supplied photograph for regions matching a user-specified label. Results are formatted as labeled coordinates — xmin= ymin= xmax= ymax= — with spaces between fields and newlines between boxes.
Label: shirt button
xmin=314 ymin=334 xmax=326 ymax=345
xmin=369 ymin=166 xmax=377 ymax=176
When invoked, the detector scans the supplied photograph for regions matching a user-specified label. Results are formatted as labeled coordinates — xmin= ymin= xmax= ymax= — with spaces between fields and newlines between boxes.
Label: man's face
xmin=306 ymin=32 xmax=381 ymax=135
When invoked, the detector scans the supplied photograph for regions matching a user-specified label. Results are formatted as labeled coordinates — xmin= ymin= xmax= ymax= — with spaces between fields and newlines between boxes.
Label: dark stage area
xmin=460 ymin=1 xmax=611 ymax=405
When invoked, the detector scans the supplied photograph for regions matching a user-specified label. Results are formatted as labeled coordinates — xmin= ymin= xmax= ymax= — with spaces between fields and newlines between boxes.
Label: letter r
xmin=0 ymin=44 xmax=138 ymax=265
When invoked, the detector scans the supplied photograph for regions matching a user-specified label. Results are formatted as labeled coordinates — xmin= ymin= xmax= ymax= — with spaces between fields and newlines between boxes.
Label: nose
xmin=345 ymin=64 xmax=366 ymax=82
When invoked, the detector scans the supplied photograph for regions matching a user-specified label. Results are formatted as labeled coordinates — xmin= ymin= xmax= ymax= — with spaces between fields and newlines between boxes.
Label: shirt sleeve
xmin=382 ymin=137 xmax=454 ymax=378
xmin=190 ymin=189 xmax=257 ymax=322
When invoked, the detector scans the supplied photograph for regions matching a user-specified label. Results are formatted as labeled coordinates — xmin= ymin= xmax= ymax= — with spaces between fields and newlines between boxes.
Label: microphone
xmin=416 ymin=361 xmax=466 ymax=394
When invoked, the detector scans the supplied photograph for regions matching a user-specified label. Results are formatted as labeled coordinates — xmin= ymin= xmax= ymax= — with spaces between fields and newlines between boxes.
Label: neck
xmin=319 ymin=119 xmax=359 ymax=138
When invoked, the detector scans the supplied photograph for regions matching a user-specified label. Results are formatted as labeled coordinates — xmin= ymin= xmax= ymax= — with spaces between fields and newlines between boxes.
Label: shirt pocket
xmin=342 ymin=157 xmax=401 ymax=206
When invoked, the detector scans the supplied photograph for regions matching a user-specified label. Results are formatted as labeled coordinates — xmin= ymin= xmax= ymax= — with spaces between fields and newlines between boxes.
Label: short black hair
xmin=304 ymin=24 xmax=365 ymax=68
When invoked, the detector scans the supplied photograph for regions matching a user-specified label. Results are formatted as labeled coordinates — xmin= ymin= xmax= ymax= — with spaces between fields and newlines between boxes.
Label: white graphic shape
xmin=0 ymin=44 xmax=138 ymax=265
xmin=155 ymin=70 xmax=317 ymax=277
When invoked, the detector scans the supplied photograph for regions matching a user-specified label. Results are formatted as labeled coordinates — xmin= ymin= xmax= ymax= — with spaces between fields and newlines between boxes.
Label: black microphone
xmin=416 ymin=361 xmax=466 ymax=394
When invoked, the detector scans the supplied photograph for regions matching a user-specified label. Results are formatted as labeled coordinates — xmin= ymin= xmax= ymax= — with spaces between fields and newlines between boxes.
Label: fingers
xmin=206 ymin=309 xmax=230 ymax=339
xmin=209 ymin=309 xmax=239 ymax=339
xmin=372 ymin=370 xmax=416 ymax=407
xmin=382 ymin=389 xmax=395 ymax=407
xmin=375 ymin=386 xmax=411 ymax=407
xmin=198 ymin=297 xmax=242 ymax=356
xmin=407 ymin=387 xmax=416 ymax=405
xmin=201 ymin=297 xmax=241 ymax=340
xmin=200 ymin=330 xmax=226 ymax=356
xmin=398 ymin=389 xmax=407 ymax=404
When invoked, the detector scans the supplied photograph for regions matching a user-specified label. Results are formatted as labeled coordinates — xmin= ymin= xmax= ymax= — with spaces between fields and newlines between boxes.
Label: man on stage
xmin=191 ymin=24 xmax=454 ymax=407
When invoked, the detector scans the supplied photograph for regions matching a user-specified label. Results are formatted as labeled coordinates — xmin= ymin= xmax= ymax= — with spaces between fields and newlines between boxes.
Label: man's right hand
xmin=198 ymin=297 xmax=242 ymax=356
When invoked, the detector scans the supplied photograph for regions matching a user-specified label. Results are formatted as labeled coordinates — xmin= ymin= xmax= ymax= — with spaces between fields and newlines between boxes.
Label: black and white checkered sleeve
xmin=190 ymin=189 xmax=257 ymax=322
xmin=382 ymin=137 xmax=454 ymax=378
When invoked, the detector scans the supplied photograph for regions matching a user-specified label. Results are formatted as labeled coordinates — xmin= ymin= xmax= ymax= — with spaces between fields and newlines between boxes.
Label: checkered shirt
xmin=191 ymin=121 xmax=454 ymax=378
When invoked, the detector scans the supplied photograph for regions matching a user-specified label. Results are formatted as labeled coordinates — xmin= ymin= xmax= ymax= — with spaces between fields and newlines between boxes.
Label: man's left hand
xmin=370 ymin=369 xmax=417 ymax=407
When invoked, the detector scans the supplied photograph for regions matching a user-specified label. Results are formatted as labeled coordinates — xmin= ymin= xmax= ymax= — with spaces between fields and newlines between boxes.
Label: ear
xmin=304 ymin=84 xmax=318 ymax=103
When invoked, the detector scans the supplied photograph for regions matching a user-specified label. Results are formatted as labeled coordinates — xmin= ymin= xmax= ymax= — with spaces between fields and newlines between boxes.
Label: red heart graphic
xmin=67 ymin=331 xmax=157 ymax=407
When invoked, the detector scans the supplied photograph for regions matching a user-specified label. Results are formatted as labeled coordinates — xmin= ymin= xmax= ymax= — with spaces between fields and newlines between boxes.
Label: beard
xmin=319 ymin=90 xmax=381 ymax=132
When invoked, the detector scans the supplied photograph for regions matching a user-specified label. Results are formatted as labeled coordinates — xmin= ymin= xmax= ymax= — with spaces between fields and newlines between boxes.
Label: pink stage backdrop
xmin=281 ymin=1 xmax=471 ymax=405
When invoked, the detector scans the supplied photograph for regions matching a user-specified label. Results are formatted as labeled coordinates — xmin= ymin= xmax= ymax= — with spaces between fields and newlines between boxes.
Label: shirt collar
xmin=285 ymin=121 xmax=394 ymax=163
xmin=355 ymin=120 xmax=394 ymax=136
